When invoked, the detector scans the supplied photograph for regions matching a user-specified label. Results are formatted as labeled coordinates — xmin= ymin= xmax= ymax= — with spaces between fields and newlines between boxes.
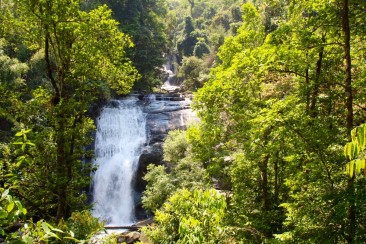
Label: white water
xmin=161 ymin=64 xmax=180 ymax=92
xmin=92 ymin=97 xmax=146 ymax=226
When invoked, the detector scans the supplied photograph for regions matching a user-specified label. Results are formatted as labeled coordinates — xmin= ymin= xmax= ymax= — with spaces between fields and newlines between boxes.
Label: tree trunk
xmin=309 ymin=35 xmax=325 ymax=118
xmin=260 ymin=155 xmax=270 ymax=211
xmin=274 ymin=151 xmax=280 ymax=204
xmin=45 ymin=34 xmax=60 ymax=103
xmin=260 ymin=127 xmax=272 ymax=212
xmin=188 ymin=0 xmax=194 ymax=16
xmin=342 ymin=0 xmax=355 ymax=242
xmin=305 ymin=67 xmax=310 ymax=112
xmin=55 ymin=107 xmax=68 ymax=221
xmin=343 ymin=0 xmax=353 ymax=135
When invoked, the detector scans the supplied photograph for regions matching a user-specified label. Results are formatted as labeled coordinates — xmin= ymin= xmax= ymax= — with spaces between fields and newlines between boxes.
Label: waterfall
xmin=162 ymin=64 xmax=180 ymax=92
xmin=92 ymin=97 xmax=146 ymax=226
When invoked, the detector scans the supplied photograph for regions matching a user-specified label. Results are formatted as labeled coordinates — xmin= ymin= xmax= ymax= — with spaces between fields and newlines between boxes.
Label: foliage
xmin=163 ymin=130 xmax=189 ymax=163
xmin=0 ymin=0 xmax=140 ymax=222
xmin=178 ymin=56 xmax=205 ymax=91
xmin=143 ymin=188 xmax=227 ymax=243
xmin=2 ymin=0 xmax=366 ymax=242
xmin=177 ymin=16 xmax=198 ymax=57
xmin=142 ymin=130 xmax=209 ymax=213
xmin=95 ymin=0 xmax=168 ymax=91
xmin=0 ymin=188 xmax=27 ymax=236
xmin=165 ymin=0 xmax=245 ymax=91
xmin=345 ymin=124 xmax=366 ymax=176
xmin=2 ymin=102 xmax=95 ymax=220
xmin=9 ymin=220 xmax=78 ymax=243
xmin=142 ymin=164 xmax=176 ymax=213
xmin=5 ymin=210 xmax=103 ymax=243
xmin=60 ymin=210 xmax=104 ymax=242
xmin=193 ymin=39 xmax=210 ymax=58
xmin=186 ymin=0 xmax=366 ymax=242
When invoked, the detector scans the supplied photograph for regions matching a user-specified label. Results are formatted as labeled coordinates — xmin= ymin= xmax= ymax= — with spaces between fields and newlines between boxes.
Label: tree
xmin=190 ymin=1 xmax=366 ymax=242
xmin=97 ymin=0 xmax=168 ymax=91
xmin=178 ymin=56 xmax=205 ymax=91
xmin=193 ymin=38 xmax=210 ymax=58
xmin=2 ymin=0 xmax=138 ymax=221
xmin=177 ymin=16 xmax=197 ymax=57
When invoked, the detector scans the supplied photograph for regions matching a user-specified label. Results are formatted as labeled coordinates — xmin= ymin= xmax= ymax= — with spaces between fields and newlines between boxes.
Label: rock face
xmin=134 ymin=93 xmax=197 ymax=220
xmin=117 ymin=232 xmax=141 ymax=244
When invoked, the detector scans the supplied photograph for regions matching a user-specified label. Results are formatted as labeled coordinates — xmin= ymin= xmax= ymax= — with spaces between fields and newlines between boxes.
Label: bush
xmin=7 ymin=210 xmax=104 ymax=243
xmin=143 ymin=188 xmax=228 ymax=243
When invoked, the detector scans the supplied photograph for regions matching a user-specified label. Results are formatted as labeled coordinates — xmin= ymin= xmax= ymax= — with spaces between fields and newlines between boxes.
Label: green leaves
xmin=143 ymin=188 xmax=227 ymax=243
xmin=344 ymin=124 xmax=366 ymax=176
xmin=0 ymin=188 xmax=27 ymax=237
xmin=6 ymin=210 xmax=103 ymax=243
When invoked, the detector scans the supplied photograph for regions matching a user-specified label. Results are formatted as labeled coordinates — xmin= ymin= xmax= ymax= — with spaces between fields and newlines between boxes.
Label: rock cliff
xmin=134 ymin=93 xmax=197 ymax=220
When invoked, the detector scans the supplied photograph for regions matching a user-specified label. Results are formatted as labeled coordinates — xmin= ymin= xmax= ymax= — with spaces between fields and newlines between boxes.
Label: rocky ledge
xmin=133 ymin=93 xmax=197 ymax=220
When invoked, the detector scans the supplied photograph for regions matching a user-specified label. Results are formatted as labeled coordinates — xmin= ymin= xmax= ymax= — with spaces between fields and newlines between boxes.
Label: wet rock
xmin=133 ymin=218 xmax=154 ymax=227
xmin=135 ymin=144 xmax=164 ymax=191
xmin=117 ymin=93 xmax=197 ymax=222
xmin=117 ymin=231 xmax=141 ymax=244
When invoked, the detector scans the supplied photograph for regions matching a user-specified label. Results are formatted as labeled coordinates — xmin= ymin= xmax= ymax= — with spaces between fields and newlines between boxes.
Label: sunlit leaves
xmin=345 ymin=124 xmax=366 ymax=176
xmin=0 ymin=188 xmax=27 ymax=236
xmin=143 ymin=130 xmax=209 ymax=213
xmin=143 ymin=188 xmax=227 ymax=243
xmin=14 ymin=0 xmax=139 ymax=96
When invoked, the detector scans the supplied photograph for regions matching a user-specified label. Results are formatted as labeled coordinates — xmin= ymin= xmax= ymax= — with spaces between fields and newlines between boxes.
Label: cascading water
xmin=91 ymin=97 xmax=146 ymax=226
xmin=161 ymin=64 xmax=180 ymax=92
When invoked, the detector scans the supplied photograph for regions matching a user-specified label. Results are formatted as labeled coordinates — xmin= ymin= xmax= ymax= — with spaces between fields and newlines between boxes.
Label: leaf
xmin=349 ymin=161 xmax=355 ymax=178
xmin=346 ymin=143 xmax=353 ymax=160
xmin=41 ymin=221 xmax=51 ymax=233
xmin=7 ymin=201 xmax=15 ymax=213
xmin=64 ymin=236 xmax=80 ymax=241
xmin=351 ymin=127 xmax=357 ymax=141
xmin=357 ymin=125 xmax=365 ymax=149
xmin=0 ymin=210 xmax=8 ymax=219
xmin=354 ymin=143 xmax=360 ymax=159
xmin=363 ymin=125 xmax=366 ymax=149
xmin=16 ymin=157 xmax=25 ymax=167
xmin=1 ymin=189 xmax=9 ymax=199
xmin=356 ymin=159 xmax=365 ymax=175
xmin=15 ymin=200 xmax=26 ymax=215
xmin=51 ymin=228 xmax=64 ymax=233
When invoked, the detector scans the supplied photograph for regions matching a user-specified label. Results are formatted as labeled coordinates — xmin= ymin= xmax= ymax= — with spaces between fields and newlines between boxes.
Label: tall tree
xmin=2 ymin=0 xmax=138 ymax=220
xmin=189 ymin=0 xmax=366 ymax=242
xmin=98 ymin=0 xmax=168 ymax=91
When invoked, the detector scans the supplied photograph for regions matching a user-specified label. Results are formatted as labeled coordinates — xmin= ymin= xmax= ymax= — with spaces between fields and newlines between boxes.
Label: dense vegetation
xmin=143 ymin=0 xmax=366 ymax=243
xmin=1 ymin=0 xmax=366 ymax=243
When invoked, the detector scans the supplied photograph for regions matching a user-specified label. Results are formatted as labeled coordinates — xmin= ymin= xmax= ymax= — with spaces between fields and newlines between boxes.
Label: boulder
xmin=117 ymin=231 xmax=141 ymax=244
